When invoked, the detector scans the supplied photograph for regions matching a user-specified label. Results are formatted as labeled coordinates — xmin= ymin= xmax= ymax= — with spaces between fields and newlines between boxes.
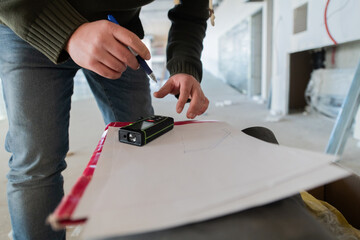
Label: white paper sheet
xmin=73 ymin=122 xmax=350 ymax=239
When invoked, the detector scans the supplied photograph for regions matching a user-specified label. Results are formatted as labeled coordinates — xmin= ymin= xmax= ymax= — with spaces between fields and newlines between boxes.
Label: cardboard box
xmin=309 ymin=174 xmax=360 ymax=229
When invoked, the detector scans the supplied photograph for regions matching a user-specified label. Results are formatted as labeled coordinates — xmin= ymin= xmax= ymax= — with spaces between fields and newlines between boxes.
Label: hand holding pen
xmin=107 ymin=15 xmax=157 ymax=82
xmin=65 ymin=18 xmax=152 ymax=80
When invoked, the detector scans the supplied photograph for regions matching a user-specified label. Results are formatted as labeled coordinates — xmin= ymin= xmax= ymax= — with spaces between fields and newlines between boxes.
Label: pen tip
xmin=149 ymin=73 xmax=157 ymax=82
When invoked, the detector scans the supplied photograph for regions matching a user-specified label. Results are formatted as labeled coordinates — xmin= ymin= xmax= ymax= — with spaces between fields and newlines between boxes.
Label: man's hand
xmin=65 ymin=20 xmax=151 ymax=79
xmin=154 ymin=74 xmax=209 ymax=119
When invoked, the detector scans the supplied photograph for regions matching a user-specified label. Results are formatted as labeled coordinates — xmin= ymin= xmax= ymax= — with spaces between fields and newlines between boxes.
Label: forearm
xmin=166 ymin=0 xmax=209 ymax=83
xmin=0 ymin=0 xmax=87 ymax=63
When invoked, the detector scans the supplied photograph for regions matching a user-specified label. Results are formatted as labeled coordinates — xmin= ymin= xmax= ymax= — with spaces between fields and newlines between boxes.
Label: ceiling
xmin=140 ymin=0 xmax=223 ymax=43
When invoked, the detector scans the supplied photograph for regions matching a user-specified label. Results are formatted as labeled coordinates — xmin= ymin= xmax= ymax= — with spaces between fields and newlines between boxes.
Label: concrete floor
xmin=1 ymin=71 xmax=360 ymax=239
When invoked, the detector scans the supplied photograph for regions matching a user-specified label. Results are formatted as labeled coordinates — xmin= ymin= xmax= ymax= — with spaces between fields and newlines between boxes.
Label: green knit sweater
xmin=0 ymin=0 xmax=209 ymax=81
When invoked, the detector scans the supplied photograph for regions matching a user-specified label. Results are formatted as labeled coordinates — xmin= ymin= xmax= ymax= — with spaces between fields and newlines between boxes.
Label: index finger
xmin=111 ymin=24 xmax=151 ymax=60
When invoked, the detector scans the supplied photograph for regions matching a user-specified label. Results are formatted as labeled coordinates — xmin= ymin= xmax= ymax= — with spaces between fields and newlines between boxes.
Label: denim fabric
xmin=83 ymin=68 xmax=154 ymax=124
xmin=0 ymin=25 xmax=153 ymax=240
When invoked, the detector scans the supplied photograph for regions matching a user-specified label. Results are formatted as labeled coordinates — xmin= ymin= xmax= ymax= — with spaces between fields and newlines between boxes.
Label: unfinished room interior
xmin=0 ymin=0 xmax=360 ymax=239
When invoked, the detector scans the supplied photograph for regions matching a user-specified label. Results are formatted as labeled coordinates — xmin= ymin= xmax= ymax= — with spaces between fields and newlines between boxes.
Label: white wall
xmin=270 ymin=0 xmax=292 ymax=115
xmin=325 ymin=40 xmax=360 ymax=69
xmin=261 ymin=0 xmax=273 ymax=101
xmin=291 ymin=0 xmax=360 ymax=53
xmin=202 ymin=0 xmax=263 ymax=79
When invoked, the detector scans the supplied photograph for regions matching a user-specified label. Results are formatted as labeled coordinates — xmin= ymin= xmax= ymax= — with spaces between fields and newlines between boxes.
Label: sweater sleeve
xmin=0 ymin=0 xmax=88 ymax=63
xmin=166 ymin=0 xmax=209 ymax=82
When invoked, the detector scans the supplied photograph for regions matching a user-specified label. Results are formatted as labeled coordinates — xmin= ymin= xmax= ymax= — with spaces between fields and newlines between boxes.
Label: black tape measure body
xmin=119 ymin=116 xmax=174 ymax=146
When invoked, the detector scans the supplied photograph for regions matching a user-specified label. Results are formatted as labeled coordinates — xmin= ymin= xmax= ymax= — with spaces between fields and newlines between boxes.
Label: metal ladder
xmin=326 ymin=61 xmax=360 ymax=155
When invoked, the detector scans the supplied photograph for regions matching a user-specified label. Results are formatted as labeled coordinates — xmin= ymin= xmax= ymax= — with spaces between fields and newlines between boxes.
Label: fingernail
xmin=177 ymin=106 xmax=183 ymax=113
xmin=189 ymin=113 xmax=195 ymax=119
xmin=145 ymin=52 xmax=151 ymax=60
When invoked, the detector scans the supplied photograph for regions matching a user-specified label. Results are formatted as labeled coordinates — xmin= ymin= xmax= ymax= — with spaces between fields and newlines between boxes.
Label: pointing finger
xmin=153 ymin=80 xmax=175 ymax=99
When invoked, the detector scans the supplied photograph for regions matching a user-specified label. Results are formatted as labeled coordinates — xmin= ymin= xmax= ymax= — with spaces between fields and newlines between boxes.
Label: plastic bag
xmin=305 ymin=68 xmax=355 ymax=118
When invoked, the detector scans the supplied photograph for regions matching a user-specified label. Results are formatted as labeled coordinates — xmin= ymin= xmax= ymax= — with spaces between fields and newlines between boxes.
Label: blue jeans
xmin=0 ymin=25 xmax=153 ymax=240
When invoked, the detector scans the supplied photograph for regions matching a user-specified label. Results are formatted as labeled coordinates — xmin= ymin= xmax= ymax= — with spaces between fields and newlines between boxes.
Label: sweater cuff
xmin=25 ymin=0 xmax=88 ymax=63
xmin=167 ymin=60 xmax=202 ymax=83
